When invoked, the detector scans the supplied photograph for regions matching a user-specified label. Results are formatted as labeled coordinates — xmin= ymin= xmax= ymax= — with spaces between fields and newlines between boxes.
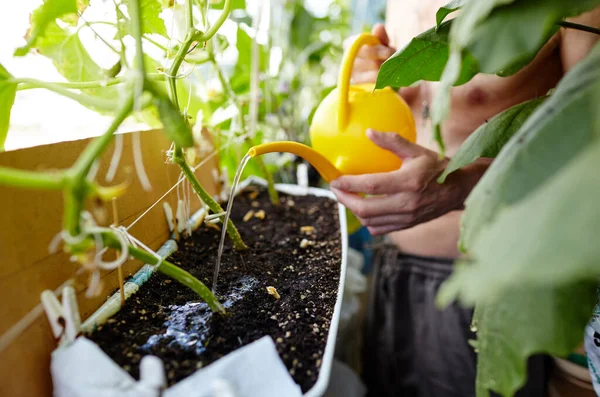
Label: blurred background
xmin=0 ymin=0 xmax=385 ymax=151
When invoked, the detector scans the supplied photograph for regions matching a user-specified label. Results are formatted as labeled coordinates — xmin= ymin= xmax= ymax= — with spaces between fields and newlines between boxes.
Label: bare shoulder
xmin=560 ymin=7 xmax=600 ymax=72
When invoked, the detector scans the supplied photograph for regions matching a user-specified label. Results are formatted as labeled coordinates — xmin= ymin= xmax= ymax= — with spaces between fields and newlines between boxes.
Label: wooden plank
xmin=0 ymin=129 xmax=220 ymax=397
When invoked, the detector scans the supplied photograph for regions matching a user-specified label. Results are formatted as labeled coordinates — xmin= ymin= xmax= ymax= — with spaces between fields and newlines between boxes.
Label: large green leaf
xmin=436 ymin=0 xmax=465 ymax=29
xmin=458 ymin=42 xmax=600 ymax=251
xmin=15 ymin=0 xmax=78 ymax=56
xmin=439 ymin=141 xmax=600 ymax=306
xmin=469 ymin=0 xmax=600 ymax=75
xmin=431 ymin=0 xmax=517 ymax=152
xmin=375 ymin=20 xmax=478 ymax=89
xmin=120 ymin=0 xmax=169 ymax=38
xmin=438 ymin=97 xmax=546 ymax=183
xmin=432 ymin=0 xmax=600 ymax=149
xmin=60 ymin=0 xmax=90 ymax=26
xmin=472 ymin=281 xmax=596 ymax=397
xmin=34 ymin=22 xmax=120 ymax=112
xmin=0 ymin=65 xmax=17 ymax=151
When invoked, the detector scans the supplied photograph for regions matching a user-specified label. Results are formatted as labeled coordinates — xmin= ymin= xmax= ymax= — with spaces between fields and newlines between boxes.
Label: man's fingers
xmin=368 ymin=224 xmax=405 ymax=236
xmin=353 ymin=58 xmax=384 ymax=72
xmin=371 ymin=23 xmax=390 ymax=46
xmin=358 ymin=214 xmax=413 ymax=227
xmin=352 ymin=71 xmax=380 ymax=85
xmin=367 ymin=129 xmax=424 ymax=159
xmin=356 ymin=45 xmax=395 ymax=61
xmin=331 ymin=188 xmax=413 ymax=218
xmin=330 ymin=172 xmax=399 ymax=195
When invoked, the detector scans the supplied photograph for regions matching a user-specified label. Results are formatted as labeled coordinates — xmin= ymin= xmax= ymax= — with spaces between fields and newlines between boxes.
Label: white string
xmin=115 ymin=225 xmax=163 ymax=263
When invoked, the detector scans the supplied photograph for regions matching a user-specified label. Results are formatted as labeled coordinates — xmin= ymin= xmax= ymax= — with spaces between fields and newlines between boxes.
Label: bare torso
xmin=387 ymin=29 xmax=563 ymax=258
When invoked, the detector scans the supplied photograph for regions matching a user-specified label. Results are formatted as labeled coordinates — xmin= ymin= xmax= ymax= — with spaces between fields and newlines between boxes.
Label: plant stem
xmin=14 ymin=74 xmax=165 ymax=91
xmin=64 ymin=96 xmax=134 ymax=235
xmin=128 ymin=0 xmax=146 ymax=78
xmin=197 ymin=0 xmax=233 ymax=41
xmin=102 ymin=232 xmax=225 ymax=313
xmin=173 ymin=145 xmax=248 ymax=250
xmin=166 ymin=34 xmax=197 ymax=109
xmin=210 ymin=55 xmax=280 ymax=205
xmin=13 ymin=80 xmax=117 ymax=111
xmin=163 ymin=0 xmax=247 ymax=249
xmin=557 ymin=21 xmax=600 ymax=35
xmin=0 ymin=167 xmax=65 ymax=190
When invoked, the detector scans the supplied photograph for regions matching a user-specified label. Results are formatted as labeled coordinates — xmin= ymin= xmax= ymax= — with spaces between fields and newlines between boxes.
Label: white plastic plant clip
xmin=296 ymin=163 xmax=309 ymax=189
xmin=41 ymin=285 xmax=81 ymax=346
xmin=176 ymin=199 xmax=187 ymax=234
xmin=164 ymin=202 xmax=175 ymax=232
xmin=211 ymin=378 xmax=238 ymax=397
xmin=137 ymin=355 xmax=166 ymax=397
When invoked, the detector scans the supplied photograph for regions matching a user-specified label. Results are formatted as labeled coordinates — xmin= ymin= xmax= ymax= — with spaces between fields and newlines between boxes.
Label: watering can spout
xmin=248 ymin=142 xmax=342 ymax=183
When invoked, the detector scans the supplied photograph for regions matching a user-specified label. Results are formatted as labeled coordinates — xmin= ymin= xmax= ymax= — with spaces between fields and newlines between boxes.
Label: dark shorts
xmin=362 ymin=244 xmax=549 ymax=397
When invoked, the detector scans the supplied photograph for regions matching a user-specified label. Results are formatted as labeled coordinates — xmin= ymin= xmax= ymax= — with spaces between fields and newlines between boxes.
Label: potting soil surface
xmin=88 ymin=186 xmax=342 ymax=392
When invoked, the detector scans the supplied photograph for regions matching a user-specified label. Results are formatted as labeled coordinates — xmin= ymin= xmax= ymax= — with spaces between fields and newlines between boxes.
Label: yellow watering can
xmin=249 ymin=33 xmax=416 ymax=182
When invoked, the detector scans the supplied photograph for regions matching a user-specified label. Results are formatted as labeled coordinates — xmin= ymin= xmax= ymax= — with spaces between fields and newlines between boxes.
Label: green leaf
xmin=290 ymin=4 xmax=320 ymax=50
xmin=210 ymin=0 xmax=245 ymax=10
xmin=459 ymin=42 xmax=600 ymax=251
xmin=154 ymin=94 xmax=194 ymax=148
xmin=431 ymin=0 xmax=518 ymax=152
xmin=439 ymin=142 xmax=600 ymax=307
xmin=121 ymin=0 xmax=168 ymax=38
xmin=432 ymin=0 xmax=600 ymax=142
xmin=60 ymin=0 xmax=90 ymax=26
xmin=471 ymin=281 xmax=596 ymax=397
xmin=438 ymin=96 xmax=546 ymax=183
xmin=0 ymin=65 xmax=17 ymax=151
xmin=376 ymin=20 xmax=478 ymax=90
xmin=468 ymin=0 xmax=600 ymax=75
xmin=35 ymin=22 xmax=119 ymax=112
xmin=139 ymin=0 xmax=168 ymax=38
xmin=15 ymin=0 xmax=78 ymax=56
xmin=436 ymin=0 xmax=464 ymax=29
xmin=232 ymin=26 xmax=268 ymax=94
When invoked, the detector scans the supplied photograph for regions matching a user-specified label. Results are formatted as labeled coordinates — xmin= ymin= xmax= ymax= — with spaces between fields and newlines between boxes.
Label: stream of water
xmin=212 ymin=153 xmax=252 ymax=294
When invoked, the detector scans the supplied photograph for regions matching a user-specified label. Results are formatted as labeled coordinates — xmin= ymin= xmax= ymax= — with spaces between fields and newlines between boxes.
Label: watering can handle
xmin=338 ymin=33 xmax=381 ymax=131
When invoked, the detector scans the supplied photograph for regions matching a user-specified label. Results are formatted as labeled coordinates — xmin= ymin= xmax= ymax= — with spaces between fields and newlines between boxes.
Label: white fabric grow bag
xmin=50 ymin=178 xmax=348 ymax=397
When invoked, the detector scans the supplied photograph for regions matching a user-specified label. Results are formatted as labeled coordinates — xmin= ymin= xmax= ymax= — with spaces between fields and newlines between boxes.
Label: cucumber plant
xmin=0 ymin=0 xmax=258 ymax=313
xmin=377 ymin=1 xmax=600 ymax=395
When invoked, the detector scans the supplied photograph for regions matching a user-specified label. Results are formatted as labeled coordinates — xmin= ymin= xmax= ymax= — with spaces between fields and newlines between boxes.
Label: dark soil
xmin=88 ymin=186 xmax=342 ymax=392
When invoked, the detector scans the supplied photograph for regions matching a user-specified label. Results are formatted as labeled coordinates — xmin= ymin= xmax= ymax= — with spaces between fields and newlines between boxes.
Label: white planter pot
xmin=50 ymin=178 xmax=348 ymax=397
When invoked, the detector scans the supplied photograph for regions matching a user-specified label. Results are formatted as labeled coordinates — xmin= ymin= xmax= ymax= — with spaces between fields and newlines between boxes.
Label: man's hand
xmin=345 ymin=24 xmax=395 ymax=84
xmin=330 ymin=130 xmax=486 ymax=236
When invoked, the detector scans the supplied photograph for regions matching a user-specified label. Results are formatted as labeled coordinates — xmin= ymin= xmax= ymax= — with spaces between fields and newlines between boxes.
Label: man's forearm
xmin=448 ymin=158 xmax=493 ymax=211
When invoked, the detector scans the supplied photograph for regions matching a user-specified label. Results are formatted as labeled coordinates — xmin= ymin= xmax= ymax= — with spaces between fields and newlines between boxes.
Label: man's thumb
xmin=371 ymin=24 xmax=390 ymax=46
xmin=367 ymin=129 xmax=422 ymax=159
